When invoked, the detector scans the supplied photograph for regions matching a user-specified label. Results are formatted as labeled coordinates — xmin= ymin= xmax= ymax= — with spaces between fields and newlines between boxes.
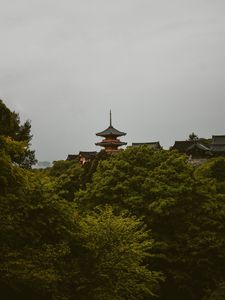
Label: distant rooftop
xmin=132 ymin=142 xmax=161 ymax=149
xmin=186 ymin=143 xmax=210 ymax=152
xmin=79 ymin=151 xmax=97 ymax=159
xmin=66 ymin=154 xmax=79 ymax=161
xmin=171 ymin=141 xmax=195 ymax=152
xmin=171 ymin=141 xmax=210 ymax=153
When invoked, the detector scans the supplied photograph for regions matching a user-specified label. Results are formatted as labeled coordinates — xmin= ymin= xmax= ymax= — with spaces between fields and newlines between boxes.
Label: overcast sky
xmin=0 ymin=0 xmax=224 ymax=162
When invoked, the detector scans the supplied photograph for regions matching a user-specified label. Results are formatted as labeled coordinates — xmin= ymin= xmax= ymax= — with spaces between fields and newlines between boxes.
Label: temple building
xmin=66 ymin=154 xmax=79 ymax=161
xmin=79 ymin=151 xmax=97 ymax=165
xmin=171 ymin=140 xmax=211 ymax=158
xmin=132 ymin=142 xmax=162 ymax=149
xmin=95 ymin=111 xmax=127 ymax=153
xmin=210 ymin=135 xmax=225 ymax=156
xmin=66 ymin=151 xmax=97 ymax=165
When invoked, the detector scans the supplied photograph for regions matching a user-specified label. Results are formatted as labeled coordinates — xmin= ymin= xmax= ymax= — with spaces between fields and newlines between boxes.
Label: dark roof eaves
xmin=96 ymin=126 xmax=126 ymax=137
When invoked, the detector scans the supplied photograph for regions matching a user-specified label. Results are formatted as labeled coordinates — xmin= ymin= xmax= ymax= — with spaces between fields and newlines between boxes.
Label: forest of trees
xmin=0 ymin=99 xmax=225 ymax=300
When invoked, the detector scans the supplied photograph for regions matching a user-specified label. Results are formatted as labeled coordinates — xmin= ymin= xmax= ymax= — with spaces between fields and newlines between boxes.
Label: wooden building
xmin=79 ymin=151 xmax=97 ymax=165
xmin=171 ymin=141 xmax=211 ymax=158
xmin=66 ymin=154 xmax=79 ymax=161
xmin=95 ymin=111 xmax=127 ymax=153
xmin=132 ymin=142 xmax=162 ymax=149
xmin=210 ymin=135 xmax=225 ymax=156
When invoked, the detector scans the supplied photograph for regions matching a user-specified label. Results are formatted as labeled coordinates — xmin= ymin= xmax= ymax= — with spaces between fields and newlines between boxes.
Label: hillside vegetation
xmin=1 ymin=100 xmax=225 ymax=300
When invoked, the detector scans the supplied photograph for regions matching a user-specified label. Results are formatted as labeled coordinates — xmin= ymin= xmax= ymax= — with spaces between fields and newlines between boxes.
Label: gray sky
xmin=0 ymin=0 xmax=224 ymax=162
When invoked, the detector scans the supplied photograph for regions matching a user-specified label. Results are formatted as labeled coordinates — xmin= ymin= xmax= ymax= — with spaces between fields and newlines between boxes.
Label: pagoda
xmin=95 ymin=111 xmax=127 ymax=153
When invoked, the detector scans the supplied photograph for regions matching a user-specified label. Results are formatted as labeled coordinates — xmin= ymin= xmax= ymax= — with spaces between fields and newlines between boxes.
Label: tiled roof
xmin=96 ymin=126 xmax=126 ymax=137
xmin=79 ymin=151 xmax=97 ymax=159
xmin=132 ymin=142 xmax=161 ymax=149
xmin=186 ymin=143 xmax=210 ymax=152
xmin=171 ymin=141 xmax=195 ymax=152
xmin=66 ymin=154 xmax=79 ymax=161
xmin=96 ymin=141 xmax=127 ymax=147
xmin=171 ymin=141 xmax=210 ymax=153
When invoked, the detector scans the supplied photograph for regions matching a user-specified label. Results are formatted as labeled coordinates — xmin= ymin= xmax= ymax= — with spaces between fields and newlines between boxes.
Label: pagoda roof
xmin=96 ymin=141 xmax=127 ymax=147
xmin=96 ymin=110 xmax=126 ymax=137
xmin=96 ymin=125 xmax=126 ymax=137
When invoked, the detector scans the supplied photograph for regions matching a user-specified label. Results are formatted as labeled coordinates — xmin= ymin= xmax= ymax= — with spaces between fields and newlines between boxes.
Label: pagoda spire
xmin=96 ymin=112 xmax=127 ymax=153
xmin=110 ymin=110 xmax=112 ymax=127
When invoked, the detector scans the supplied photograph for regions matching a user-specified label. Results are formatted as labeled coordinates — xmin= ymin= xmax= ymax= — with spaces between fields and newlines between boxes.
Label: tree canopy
xmin=0 ymin=99 xmax=36 ymax=168
xmin=75 ymin=147 xmax=225 ymax=300
xmin=1 ymin=100 xmax=225 ymax=300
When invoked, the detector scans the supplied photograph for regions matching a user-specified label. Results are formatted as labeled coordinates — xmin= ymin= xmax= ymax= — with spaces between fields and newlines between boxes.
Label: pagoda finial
xmin=110 ymin=110 xmax=112 ymax=127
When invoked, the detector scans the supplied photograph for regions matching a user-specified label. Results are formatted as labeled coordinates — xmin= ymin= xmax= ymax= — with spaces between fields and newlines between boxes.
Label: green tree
xmin=203 ymin=283 xmax=225 ymax=300
xmin=75 ymin=206 xmax=163 ymax=300
xmin=47 ymin=151 xmax=109 ymax=201
xmin=0 ymin=136 xmax=27 ymax=194
xmin=1 ymin=146 xmax=162 ymax=299
xmin=0 ymin=168 xmax=77 ymax=300
xmin=75 ymin=146 xmax=225 ymax=300
xmin=0 ymin=99 xmax=36 ymax=168
xmin=55 ymin=161 xmax=84 ymax=201
xmin=188 ymin=132 xmax=199 ymax=141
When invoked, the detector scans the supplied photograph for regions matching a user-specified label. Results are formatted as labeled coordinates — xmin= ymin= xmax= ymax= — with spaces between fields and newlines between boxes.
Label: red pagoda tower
xmin=95 ymin=111 xmax=127 ymax=153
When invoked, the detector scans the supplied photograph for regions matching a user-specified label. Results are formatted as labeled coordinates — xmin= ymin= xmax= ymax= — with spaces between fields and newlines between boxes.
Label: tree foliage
xmin=0 ymin=99 xmax=36 ymax=168
xmin=75 ymin=146 xmax=225 ymax=300
xmin=0 ymin=174 xmax=160 ymax=299
xmin=74 ymin=206 xmax=162 ymax=300
xmin=1 ymin=102 xmax=225 ymax=300
xmin=1 ymin=140 xmax=160 ymax=299
xmin=189 ymin=132 xmax=199 ymax=141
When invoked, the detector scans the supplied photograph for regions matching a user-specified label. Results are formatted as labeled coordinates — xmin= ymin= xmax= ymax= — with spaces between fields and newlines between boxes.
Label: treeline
xmin=0 ymin=99 xmax=225 ymax=300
